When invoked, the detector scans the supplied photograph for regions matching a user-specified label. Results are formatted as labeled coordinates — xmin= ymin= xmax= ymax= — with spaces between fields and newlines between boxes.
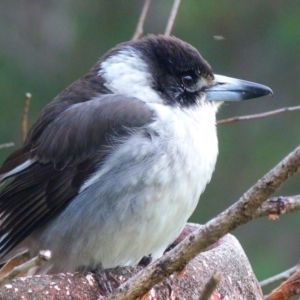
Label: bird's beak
xmin=205 ymin=74 xmax=273 ymax=101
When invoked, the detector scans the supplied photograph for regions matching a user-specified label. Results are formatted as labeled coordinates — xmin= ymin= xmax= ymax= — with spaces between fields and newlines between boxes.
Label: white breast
xmin=148 ymin=101 xmax=218 ymax=194
xmin=138 ymin=101 xmax=219 ymax=260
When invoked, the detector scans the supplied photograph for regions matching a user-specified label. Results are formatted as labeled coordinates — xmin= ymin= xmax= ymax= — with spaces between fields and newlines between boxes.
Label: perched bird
xmin=0 ymin=35 xmax=272 ymax=274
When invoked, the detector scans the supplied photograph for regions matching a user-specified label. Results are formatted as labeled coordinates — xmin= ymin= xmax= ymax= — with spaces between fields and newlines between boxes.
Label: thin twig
xmin=0 ymin=250 xmax=51 ymax=289
xmin=107 ymin=145 xmax=300 ymax=300
xmin=199 ymin=272 xmax=222 ymax=300
xmin=0 ymin=251 xmax=30 ymax=278
xmin=265 ymin=268 xmax=300 ymax=300
xmin=0 ymin=143 xmax=14 ymax=150
xmin=260 ymin=265 xmax=298 ymax=287
xmin=164 ymin=0 xmax=181 ymax=36
xmin=21 ymin=92 xmax=31 ymax=142
xmin=217 ymin=105 xmax=300 ymax=125
xmin=132 ymin=0 xmax=151 ymax=41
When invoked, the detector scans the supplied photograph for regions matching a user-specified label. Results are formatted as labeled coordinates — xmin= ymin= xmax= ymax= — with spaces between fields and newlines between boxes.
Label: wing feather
xmin=0 ymin=95 xmax=154 ymax=258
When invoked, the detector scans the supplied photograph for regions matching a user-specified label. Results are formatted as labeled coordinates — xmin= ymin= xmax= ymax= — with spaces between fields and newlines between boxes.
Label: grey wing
xmin=0 ymin=94 xmax=154 ymax=258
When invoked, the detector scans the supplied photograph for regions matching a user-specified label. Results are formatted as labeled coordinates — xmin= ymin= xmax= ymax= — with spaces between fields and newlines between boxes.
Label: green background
xmin=0 ymin=1 xmax=299 ymax=295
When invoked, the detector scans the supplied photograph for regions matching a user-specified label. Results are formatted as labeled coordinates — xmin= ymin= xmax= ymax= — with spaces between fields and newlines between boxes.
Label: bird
xmin=0 ymin=35 xmax=273 ymax=274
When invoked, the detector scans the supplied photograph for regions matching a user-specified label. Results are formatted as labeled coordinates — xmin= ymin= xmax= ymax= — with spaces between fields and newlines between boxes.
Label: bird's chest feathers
xmin=148 ymin=103 xmax=218 ymax=206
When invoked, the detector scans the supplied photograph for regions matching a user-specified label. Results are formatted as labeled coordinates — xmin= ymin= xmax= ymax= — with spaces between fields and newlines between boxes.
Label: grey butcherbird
xmin=0 ymin=35 xmax=273 ymax=274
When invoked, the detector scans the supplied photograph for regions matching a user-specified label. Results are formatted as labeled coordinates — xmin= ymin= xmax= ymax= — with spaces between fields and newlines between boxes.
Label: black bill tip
xmin=205 ymin=74 xmax=273 ymax=102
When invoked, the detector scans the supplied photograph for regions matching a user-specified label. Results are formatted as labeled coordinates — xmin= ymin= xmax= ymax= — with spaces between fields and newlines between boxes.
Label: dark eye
xmin=181 ymin=75 xmax=194 ymax=89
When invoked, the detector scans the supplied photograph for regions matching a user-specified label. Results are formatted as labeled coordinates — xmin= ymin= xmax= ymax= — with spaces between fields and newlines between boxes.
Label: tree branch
xmin=0 ymin=143 xmax=14 ymax=150
xmin=107 ymin=145 xmax=300 ymax=299
xmin=265 ymin=267 xmax=300 ymax=300
xmin=217 ymin=105 xmax=300 ymax=125
xmin=21 ymin=92 xmax=31 ymax=142
xmin=132 ymin=0 xmax=151 ymax=41
xmin=260 ymin=265 xmax=298 ymax=288
xmin=164 ymin=0 xmax=181 ymax=36
xmin=0 ymin=252 xmax=30 ymax=278
xmin=0 ymin=250 xmax=51 ymax=289
xmin=199 ymin=272 xmax=222 ymax=300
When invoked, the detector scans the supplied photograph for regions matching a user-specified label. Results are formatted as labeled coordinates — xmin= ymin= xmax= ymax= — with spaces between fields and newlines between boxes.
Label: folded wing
xmin=0 ymin=95 xmax=153 ymax=258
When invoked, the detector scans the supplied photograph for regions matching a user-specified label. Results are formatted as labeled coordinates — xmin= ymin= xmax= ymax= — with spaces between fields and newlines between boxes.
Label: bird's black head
xmin=99 ymin=35 xmax=215 ymax=108
xmin=133 ymin=35 xmax=214 ymax=106
xmin=98 ymin=35 xmax=272 ymax=108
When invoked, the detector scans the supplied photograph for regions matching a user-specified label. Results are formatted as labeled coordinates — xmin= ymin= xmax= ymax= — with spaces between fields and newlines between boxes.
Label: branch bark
xmin=265 ymin=267 xmax=300 ymax=300
xmin=254 ymin=195 xmax=300 ymax=219
xmin=199 ymin=272 xmax=221 ymax=300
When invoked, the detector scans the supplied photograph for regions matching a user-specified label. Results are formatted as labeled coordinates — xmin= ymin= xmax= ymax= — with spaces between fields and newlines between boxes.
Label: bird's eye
xmin=181 ymin=75 xmax=194 ymax=89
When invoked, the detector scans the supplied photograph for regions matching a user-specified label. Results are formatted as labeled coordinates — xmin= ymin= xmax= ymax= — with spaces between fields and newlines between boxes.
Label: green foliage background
xmin=0 ymin=1 xmax=299 ymax=294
